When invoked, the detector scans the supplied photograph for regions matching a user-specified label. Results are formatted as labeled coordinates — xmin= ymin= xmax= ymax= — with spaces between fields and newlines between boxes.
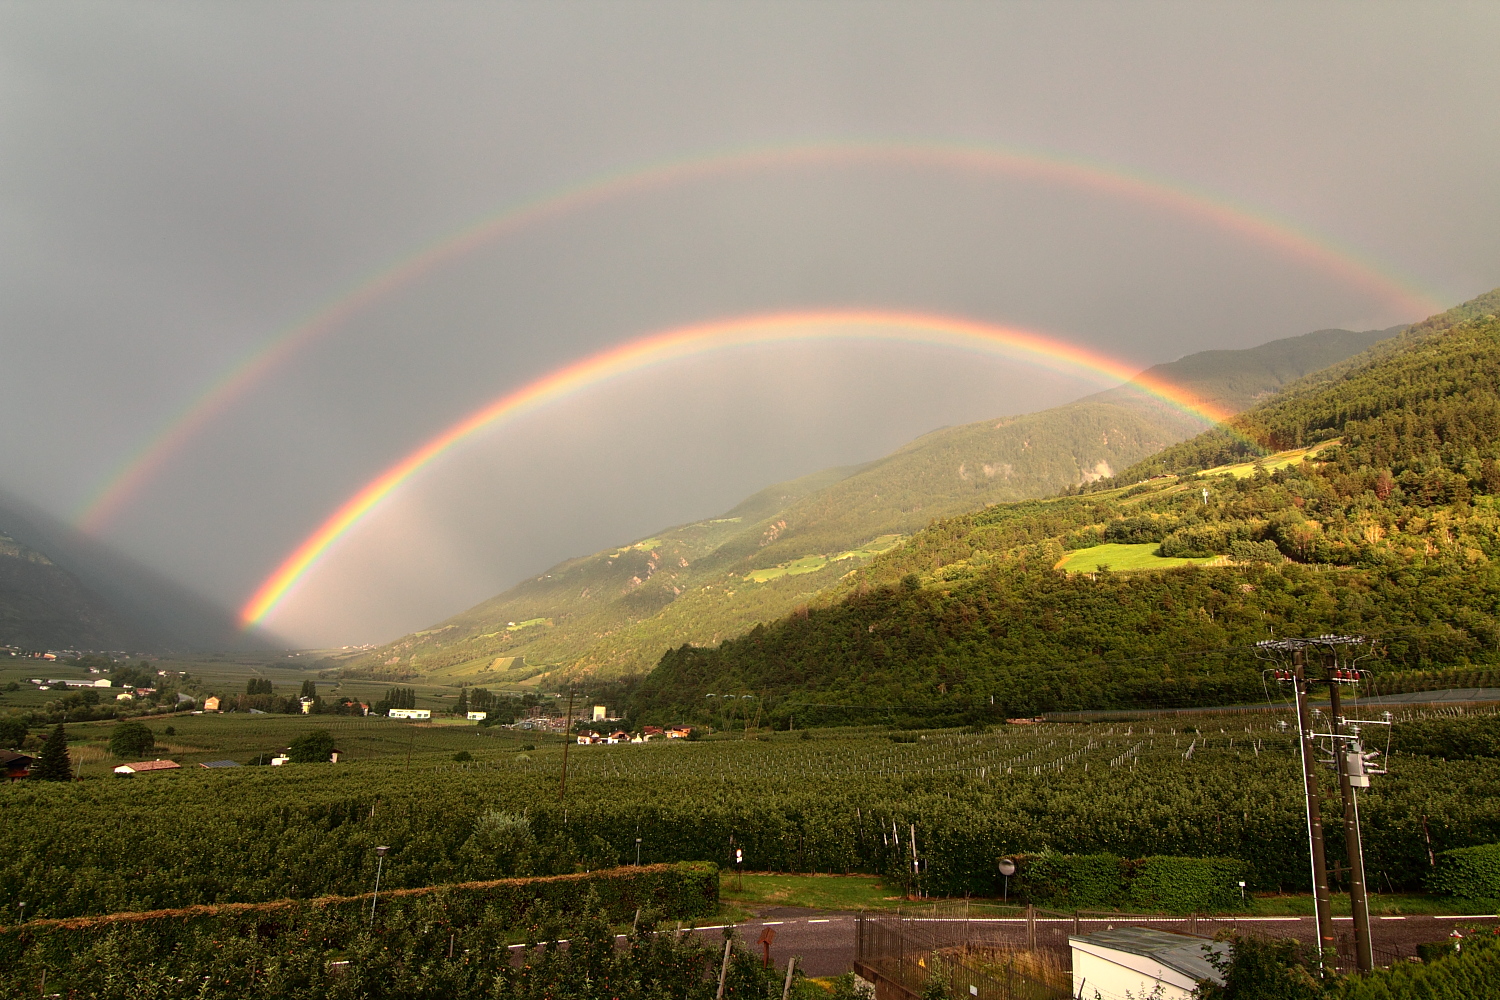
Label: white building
xmin=467 ymin=711 xmax=488 ymax=721
xmin=1070 ymin=927 xmax=1226 ymax=1000
xmin=388 ymin=708 xmax=431 ymax=720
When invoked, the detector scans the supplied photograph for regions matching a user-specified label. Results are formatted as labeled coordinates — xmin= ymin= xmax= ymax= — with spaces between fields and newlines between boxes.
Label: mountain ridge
xmin=629 ymin=288 xmax=1500 ymax=725
xmin=340 ymin=319 xmax=1402 ymax=683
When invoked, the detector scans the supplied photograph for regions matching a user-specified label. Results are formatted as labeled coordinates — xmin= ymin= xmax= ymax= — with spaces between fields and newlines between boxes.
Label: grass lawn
xmin=1055 ymin=542 xmax=1221 ymax=574
xmin=58 ymin=712 xmax=540 ymax=776
xmin=722 ymin=872 xmax=906 ymax=911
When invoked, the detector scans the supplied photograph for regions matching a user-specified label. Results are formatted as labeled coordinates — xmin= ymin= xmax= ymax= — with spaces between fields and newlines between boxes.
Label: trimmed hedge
xmin=1020 ymin=853 xmax=1126 ymax=909
xmin=1428 ymin=843 xmax=1500 ymax=899
xmin=1129 ymin=856 xmax=1244 ymax=912
xmin=0 ymin=862 xmax=718 ymax=974
xmin=0 ymin=877 xmax=802 ymax=1000
xmin=1017 ymin=853 xmax=1247 ymax=911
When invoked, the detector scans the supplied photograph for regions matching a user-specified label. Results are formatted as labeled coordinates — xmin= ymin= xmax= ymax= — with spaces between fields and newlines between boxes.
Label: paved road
xmin=510 ymin=908 xmax=1499 ymax=977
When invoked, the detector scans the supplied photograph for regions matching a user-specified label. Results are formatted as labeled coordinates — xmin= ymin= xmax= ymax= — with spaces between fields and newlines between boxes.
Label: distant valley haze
xmin=1 ymin=3 xmax=1497 ymax=647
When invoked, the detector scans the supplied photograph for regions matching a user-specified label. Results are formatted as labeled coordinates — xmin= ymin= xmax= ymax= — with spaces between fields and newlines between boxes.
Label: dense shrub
xmin=0 ymin=868 xmax=759 ymax=1000
xmin=1390 ymin=715 xmax=1500 ymax=760
xmin=1428 ymin=843 xmax=1500 ymax=899
xmin=107 ymin=721 xmax=155 ymax=758
xmin=1019 ymin=854 xmax=1247 ymax=911
xmin=1129 ymin=856 xmax=1246 ymax=912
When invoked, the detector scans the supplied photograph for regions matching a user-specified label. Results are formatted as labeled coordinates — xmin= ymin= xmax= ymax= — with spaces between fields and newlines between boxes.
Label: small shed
xmin=467 ymin=711 xmax=488 ymax=721
xmin=113 ymin=759 xmax=182 ymax=776
xmin=1 ymin=750 xmax=33 ymax=782
xmin=202 ymin=696 xmax=221 ymax=712
xmin=1069 ymin=927 xmax=1227 ymax=1000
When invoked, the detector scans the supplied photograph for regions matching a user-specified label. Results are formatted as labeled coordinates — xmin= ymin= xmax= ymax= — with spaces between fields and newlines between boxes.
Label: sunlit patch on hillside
xmin=744 ymin=534 xmax=906 ymax=583
xmin=1201 ymin=439 xmax=1340 ymax=479
xmin=1053 ymin=541 xmax=1224 ymax=574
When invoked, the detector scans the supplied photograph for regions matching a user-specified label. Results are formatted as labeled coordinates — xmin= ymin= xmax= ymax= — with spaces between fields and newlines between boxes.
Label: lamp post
xmin=369 ymin=846 xmax=390 ymax=925
xmin=998 ymin=859 xmax=1016 ymax=903
xmin=15 ymin=902 xmax=24 ymax=924
xmin=635 ymin=837 xmax=642 ymax=867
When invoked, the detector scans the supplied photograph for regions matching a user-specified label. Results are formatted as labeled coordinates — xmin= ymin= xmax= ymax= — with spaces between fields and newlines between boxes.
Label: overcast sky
xmin=2 ymin=3 xmax=1497 ymax=646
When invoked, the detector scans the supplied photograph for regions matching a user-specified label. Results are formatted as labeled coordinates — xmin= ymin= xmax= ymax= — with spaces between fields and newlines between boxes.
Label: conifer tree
xmin=456 ymin=687 xmax=469 ymax=715
xmin=33 ymin=723 xmax=73 ymax=782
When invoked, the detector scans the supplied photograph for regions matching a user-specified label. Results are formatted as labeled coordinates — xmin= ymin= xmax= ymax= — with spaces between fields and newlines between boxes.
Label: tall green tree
xmin=286 ymin=729 xmax=336 ymax=763
xmin=299 ymin=679 xmax=317 ymax=700
xmin=455 ymin=687 xmax=469 ymax=715
xmin=33 ymin=723 xmax=73 ymax=781
xmin=108 ymin=721 xmax=155 ymax=758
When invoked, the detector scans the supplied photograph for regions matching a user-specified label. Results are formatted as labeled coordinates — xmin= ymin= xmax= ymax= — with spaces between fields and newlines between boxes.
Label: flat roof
xmin=1070 ymin=927 xmax=1228 ymax=985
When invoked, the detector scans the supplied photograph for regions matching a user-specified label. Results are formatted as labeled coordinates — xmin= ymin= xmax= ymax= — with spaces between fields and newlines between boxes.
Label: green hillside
xmin=0 ymin=530 xmax=145 ymax=650
xmin=632 ymin=294 xmax=1500 ymax=726
xmin=341 ymin=321 xmax=1399 ymax=683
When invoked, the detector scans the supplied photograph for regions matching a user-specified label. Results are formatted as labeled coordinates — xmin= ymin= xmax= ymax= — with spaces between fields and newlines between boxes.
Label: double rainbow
xmin=78 ymin=139 xmax=1440 ymax=534
xmin=239 ymin=309 xmax=1235 ymax=626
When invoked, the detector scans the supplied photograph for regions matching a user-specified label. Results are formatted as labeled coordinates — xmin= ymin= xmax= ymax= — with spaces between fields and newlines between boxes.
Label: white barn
xmin=388 ymin=709 xmax=431 ymax=720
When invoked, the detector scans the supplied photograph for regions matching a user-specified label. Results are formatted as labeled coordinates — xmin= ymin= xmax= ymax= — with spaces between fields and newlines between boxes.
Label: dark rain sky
xmin=2 ymin=3 xmax=1497 ymax=645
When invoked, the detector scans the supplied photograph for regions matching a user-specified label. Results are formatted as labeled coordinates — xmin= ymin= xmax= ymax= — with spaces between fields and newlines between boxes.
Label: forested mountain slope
xmin=0 ymin=489 xmax=263 ymax=652
xmin=342 ymin=322 xmax=1399 ymax=683
xmin=0 ymin=528 xmax=147 ymax=650
xmin=633 ymin=296 xmax=1500 ymax=727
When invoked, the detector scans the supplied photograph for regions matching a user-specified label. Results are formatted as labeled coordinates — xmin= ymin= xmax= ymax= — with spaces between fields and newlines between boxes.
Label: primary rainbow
xmin=78 ymin=139 xmax=1442 ymax=533
xmin=240 ymin=308 xmax=1236 ymax=627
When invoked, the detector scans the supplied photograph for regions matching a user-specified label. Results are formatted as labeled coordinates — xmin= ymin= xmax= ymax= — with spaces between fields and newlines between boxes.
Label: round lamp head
xmin=375 ymin=845 xmax=390 ymax=857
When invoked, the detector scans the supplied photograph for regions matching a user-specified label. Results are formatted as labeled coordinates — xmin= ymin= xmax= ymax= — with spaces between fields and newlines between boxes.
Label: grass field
xmin=57 ymin=711 xmax=550 ymax=776
xmin=1202 ymin=440 xmax=1338 ymax=479
xmin=1054 ymin=542 xmax=1222 ymax=574
xmin=745 ymin=536 xmax=906 ymax=584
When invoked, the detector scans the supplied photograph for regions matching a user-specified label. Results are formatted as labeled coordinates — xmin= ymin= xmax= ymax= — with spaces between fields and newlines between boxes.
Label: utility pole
xmin=1328 ymin=671 xmax=1374 ymax=973
xmin=558 ymin=687 xmax=575 ymax=802
xmin=1292 ymin=648 xmax=1337 ymax=968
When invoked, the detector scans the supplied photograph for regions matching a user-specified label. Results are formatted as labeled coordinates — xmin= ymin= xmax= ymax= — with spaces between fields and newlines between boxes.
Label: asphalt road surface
xmin=510 ymin=908 xmax=1499 ymax=977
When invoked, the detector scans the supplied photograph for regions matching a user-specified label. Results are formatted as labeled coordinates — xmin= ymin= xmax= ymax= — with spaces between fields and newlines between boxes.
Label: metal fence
xmin=851 ymin=901 xmax=1456 ymax=999
xmin=855 ymin=902 xmax=1070 ymax=1000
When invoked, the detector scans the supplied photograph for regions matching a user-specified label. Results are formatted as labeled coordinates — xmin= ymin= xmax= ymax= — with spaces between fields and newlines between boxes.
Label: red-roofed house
xmin=1 ymin=750 xmax=33 ymax=782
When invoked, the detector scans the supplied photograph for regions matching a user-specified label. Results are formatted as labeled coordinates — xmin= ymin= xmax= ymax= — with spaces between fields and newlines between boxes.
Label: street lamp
xmin=998 ymin=859 xmax=1016 ymax=903
xmin=635 ymin=837 xmax=642 ymax=867
xmin=369 ymin=846 xmax=390 ymax=925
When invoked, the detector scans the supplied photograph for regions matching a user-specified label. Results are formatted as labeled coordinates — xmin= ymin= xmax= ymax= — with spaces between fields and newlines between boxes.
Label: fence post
xmin=1072 ymin=911 xmax=1080 ymax=936
xmin=1025 ymin=905 xmax=1036 ymax=950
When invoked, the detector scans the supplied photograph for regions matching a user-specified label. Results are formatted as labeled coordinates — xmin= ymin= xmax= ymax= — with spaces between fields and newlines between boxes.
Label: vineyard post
xmin=558 ymin=687 xmax=575 ymax=802
xmin=369 ymin=845 xmax=389 ymax=925
xmin=1292 ymin=649 xmax=1336 ymax=970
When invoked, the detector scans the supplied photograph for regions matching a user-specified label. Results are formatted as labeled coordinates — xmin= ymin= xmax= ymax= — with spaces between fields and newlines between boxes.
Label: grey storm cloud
xmin=1 ymin=2 xmax=1497 ymax=644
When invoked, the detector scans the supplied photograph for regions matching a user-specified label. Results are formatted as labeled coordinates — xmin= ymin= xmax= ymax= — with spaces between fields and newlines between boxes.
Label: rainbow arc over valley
xmin=79 ymin=139 xmax=1442 ymax=533
xmin=240 ymin=308 xmax=1240 ymax=627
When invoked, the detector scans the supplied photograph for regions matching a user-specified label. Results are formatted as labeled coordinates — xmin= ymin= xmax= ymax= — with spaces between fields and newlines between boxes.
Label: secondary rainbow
xmin=240 ymin=308 xmax=1236 ymax=627
xmin=79 ymin=139 xmax=1443 ymax=533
